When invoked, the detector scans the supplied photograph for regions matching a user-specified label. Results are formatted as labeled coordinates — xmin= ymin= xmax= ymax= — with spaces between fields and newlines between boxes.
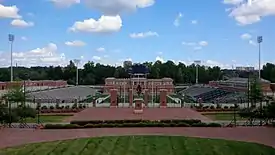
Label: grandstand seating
xmin=27 ymin=86 xmax=97 ymax=103
xmin=180 ymin=86 xmax=231 ymax=102
xmin=212 ymin=93 xmax=248 ymax=103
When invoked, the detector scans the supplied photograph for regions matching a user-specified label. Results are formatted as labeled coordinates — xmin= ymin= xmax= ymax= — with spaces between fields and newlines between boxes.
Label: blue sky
xmin=0 ymin=0 xmax=274 ymax=68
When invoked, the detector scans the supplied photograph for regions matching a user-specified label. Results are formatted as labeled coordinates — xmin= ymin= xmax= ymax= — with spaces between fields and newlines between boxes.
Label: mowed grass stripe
xmin=110 ymin=136 xmax=130 ymax=155
xmin=91 ymin=137 xmax=118 ymax=155
xmin=108 ymin=136 xmax=129 ymax=155
xmin=48 ymin=140 xmax=72 ymax=155
xmin=1 ymin=136 xmax=275 ymax=155
xmin=28 ymin=141 xmax=61 ymax=155
xmin=79 ymin=137 xmax=104 ymax=155
xmin=0 ymin=143 xmax=41 ymax=155
xmin=169 ymin=136 xmax=187 ymax=155
xmin=57 ymin=138 xmax=90 ymax=155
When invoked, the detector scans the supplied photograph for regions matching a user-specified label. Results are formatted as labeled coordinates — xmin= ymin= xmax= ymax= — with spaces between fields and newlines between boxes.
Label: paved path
xmin=68 ymin=108 xmax=212 ymax=122
xmin=0 ymin=127 xmax=275 ymax=149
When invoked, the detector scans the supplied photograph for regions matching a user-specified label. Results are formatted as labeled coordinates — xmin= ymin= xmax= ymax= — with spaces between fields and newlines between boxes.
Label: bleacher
xmin=27 ymin=86 xmax=97 ymax=103
xmin=180 ymin=86 xmax=230 ymax=102
xmin=212 ymin=92 xmax=248 ymax=103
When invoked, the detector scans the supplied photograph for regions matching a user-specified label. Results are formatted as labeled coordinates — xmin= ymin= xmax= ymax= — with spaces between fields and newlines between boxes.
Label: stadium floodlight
xmin=194 ymin=60 xmax=201 ymax=84
xmin=257 ymin=36 xmax=263 ymax=80
xmin=73 ymin=59 xmax=80 ymax=86
xmin=8 ymin=34 xmax=15 ymax=82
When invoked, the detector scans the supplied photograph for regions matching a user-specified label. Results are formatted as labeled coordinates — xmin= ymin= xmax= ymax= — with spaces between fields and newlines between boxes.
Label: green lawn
xmin=203 ymin=113 xmax=246 ymax=121
xmin=1 ymin=136 xmax=274 ymax=155
xmin=25 ymin=115 xmax=70 ymax=123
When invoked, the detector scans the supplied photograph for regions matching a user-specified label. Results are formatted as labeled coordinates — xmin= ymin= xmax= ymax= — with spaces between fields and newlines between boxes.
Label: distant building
xmin=104 ymin=77 xmax=174 ymax=94
xmin=106 ymin=63 xmax=174 ymax=94
xmin=236 ymin=67 xmax=255 ymax=71
xmin=123 ymin=61 xmax=132 ymax=69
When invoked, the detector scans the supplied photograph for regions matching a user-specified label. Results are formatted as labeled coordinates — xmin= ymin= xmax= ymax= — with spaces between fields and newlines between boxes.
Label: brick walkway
xmin=67 ymin=108 xmax=212 ymax=122
xmin=1 ymin=127 xmax=274 ymax=149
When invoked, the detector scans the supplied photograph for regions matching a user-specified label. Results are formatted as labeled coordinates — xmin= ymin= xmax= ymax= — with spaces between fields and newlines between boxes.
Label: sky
xmin=0 ymin=0 xmax=274 ymax=69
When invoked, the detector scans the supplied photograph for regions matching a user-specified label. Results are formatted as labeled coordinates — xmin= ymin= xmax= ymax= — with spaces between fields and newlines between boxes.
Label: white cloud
xmin=249 ymin=40 xmax=257 ymax=46
xmin=130 ymin=31 xmax=159 ymax=38
xmin=193 ymin=46 xmax=202 ymax=51
xmin=65 ymin=40 xmax=86 ymax=47
xmin=92 ymin=56 xmax=101 ymax=60
xmin=156 ymin=51 xmax=163 ymax=55
xmin=241 ymin=33 xmax=252 ymax=40
xmin=27 ymin=12 xmax=34 ymax=16
xmin=96 ymin=47 xmax=105 ymax=52
xmin=21 ymin=36 xmax=27 ymax=41
xmin=223 ymin=0 xmax=244 ymax=5
xmin=182 ymin=42 xmax=196 ymax=46
xmin=173 ymin=12 xmax=183 ymax=27
xmin=0 ymin=43 xmax=67 ymax=67
xmin=191 ymin=20 xmax=198 ymax=24
xmin=155 ymin=56 xmax=164 ymax=63
xmin=199 ymin=41 xmax=208 ymax=46
xmin=11 ymin=19 xmax=34 ymax=27
xmin=0 ymin=4 xmax=21 ymax=18
xmin=83 ymin=0 xmax=155 ymax=15
xmin=205 ymin=60 xmax=230 ymax=68
xmin=182 ymin=41 xmax=208 ymax=47
xmin=69 ymin=15 xmax=122 ymax=33
xmin=50 ymin=0 xmax=80 ymax=7
xmin=182 ymin=41 xmax=208 ymax=51
xmin=224 ymin=0 xmax=275 ymax=25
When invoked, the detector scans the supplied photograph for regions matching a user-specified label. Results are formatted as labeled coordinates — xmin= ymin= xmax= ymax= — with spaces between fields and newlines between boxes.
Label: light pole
xmin=8 ymin=34 xmax=15 ymax=82
xmin=194 ymin=60 xmax=201 ymax=84
xmin=73 ymin=59 xmax=80 ymax=86
xmin=257 ymin=36 xmax=262 ymax=80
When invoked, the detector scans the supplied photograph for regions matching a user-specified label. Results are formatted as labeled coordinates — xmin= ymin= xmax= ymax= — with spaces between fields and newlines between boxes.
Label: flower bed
xmin=43 ymin=119 xmax=222 ymax=129
xmin=40 ymin=109 xmax=83 ymax=114
xmin=195 ymin=108 xmax=236 ymax=112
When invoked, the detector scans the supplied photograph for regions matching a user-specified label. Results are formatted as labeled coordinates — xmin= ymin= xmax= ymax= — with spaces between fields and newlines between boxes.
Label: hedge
xmin=70 ymin=119 xmax=202 ymax=126
xmin=44 ymin=122 xmax=222 ymax=129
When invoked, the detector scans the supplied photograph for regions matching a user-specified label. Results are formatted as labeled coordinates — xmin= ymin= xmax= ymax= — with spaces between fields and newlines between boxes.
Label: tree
xmin=0 ymin=84 xmax=36 ymax=125
xmin=0 ymin=61 xmax=274 ymax=85
xmin=249 ymin=76 xmax=263 ymax=108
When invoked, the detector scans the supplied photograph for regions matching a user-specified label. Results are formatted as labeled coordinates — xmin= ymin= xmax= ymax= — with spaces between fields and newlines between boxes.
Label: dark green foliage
xmin=44 ymin=119 xmax=220 ymax=129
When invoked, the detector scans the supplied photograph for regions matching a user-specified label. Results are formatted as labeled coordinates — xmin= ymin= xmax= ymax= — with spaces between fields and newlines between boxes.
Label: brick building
xmin=104 ymin=77 xmax=174 ymax=94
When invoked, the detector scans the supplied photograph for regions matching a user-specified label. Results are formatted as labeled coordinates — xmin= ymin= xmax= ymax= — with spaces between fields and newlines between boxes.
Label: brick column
xmin=129 ymin=89 xmax=133 ymax=107
xmin=144 ymin=89 xmax=148 ymax=107
xmin=110 ymin=89 xmax=118 ymax=108
xmin=133 ymin=98 xmax=143 ymax=114
xmin=160 ymin=89 xmax=167 ymax=108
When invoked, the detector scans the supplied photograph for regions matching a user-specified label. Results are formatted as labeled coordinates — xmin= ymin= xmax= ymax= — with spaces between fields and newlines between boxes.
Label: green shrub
xmin=192 ymin=122 xmax=208 ymax=127
xmin=206 ymin=123 xmax=222 ymax=127
xmin=44 ymin=120 xmax=221 ymax=129
xmin=159 ymin=119 xmax=201 ymax=125
xmin=44 ymin=124 xmax=80 ymax=129
xmin=177 ymin=122 xmax=191 ymax=127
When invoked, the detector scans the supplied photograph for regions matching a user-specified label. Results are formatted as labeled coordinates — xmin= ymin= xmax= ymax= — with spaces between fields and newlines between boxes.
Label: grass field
xmin=203 ymin=113 xmax=246 ymax=121
xmin=25 ymin=115 xmax=70 ymax=123
xmin=1 ymin=136 xmax=274 ymax=155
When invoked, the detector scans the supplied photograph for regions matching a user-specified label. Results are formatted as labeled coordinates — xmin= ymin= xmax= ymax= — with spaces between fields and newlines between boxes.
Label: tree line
xmin=0 ymin=60 xmax=274 ymax=85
